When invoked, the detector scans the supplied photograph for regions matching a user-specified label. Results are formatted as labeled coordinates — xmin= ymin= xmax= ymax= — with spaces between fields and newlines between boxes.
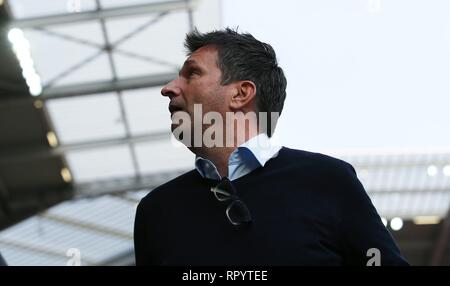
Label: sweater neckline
xmin=199 ymin=146 xmax=287 ymax=187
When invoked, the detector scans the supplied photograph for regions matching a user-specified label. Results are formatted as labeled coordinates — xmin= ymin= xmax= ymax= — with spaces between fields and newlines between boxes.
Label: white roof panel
xmin=105 ymin=12 xmax=186 ymax=78
xmin=112 ymin=52 xmax=175 ymax=78
xmin=136 ymin=139 xmax=194 ymax=175
xmin=46 ymin=93 xmax=126 ymax=144
xmin=9 ymin=0 xmax=96 ymax=19
xmin=66 ymin=145 xmax=136 ymax=182
xmin=45 ymin=20 xmax=106 ymax=46
xmin=100 ymin=0 xmax=165 ymax=9
xmin=49 ymin=196 xmax=136 ymax=234
xmin=22 ymin=26 xmax=112 ymax=87
xmin=0 ymin=194 xmax=136 ymax=266
xmin=0 ymin=246 xmax=69 ymax=266
xmin=122 ymin=87 xmax=172 ymax=135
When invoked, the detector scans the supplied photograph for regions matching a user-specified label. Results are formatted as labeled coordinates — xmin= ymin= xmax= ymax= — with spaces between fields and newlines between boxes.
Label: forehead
xmin=184 ymin=45 xmax=219 ymax=68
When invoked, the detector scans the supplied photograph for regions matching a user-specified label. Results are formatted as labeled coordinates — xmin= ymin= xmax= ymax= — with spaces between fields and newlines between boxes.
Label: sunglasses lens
xmin=211 ymin=178 xmax=235 ymax=201
xmin=211 ymin=178 xmax=251 ymax=226
xmin=215 ymin=190 xmax=228 ymax=201
xmin=227 ymin=200 xmax=252 ymax=225
xmin=211 ymin=187 xmax=230 ymax=201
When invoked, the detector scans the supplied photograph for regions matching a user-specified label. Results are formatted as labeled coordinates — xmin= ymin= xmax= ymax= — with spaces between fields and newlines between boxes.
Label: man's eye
xmin=188 ymin=69 xmax=199 ymax=77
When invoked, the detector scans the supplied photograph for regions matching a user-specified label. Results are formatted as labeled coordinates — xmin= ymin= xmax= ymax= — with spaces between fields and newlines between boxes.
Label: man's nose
xmin=161 ymin=79 xmax=181 ymax=99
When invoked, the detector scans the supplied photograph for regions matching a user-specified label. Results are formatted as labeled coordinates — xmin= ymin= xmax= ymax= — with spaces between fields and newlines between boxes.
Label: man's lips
xmin=168 ymin=104 xmax=183 ymax=114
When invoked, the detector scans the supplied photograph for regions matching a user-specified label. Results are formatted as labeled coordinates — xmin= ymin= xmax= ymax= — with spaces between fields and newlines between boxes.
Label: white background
xmin=222 ymin=0 xmax=450 ymax=152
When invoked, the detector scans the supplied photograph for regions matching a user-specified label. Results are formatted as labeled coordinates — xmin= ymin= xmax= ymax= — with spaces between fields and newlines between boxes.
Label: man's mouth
xmin=168 ymin=104 xmax=183 ymax=114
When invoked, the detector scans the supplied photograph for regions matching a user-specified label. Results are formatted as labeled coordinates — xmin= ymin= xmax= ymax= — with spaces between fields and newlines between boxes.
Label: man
xmin=134 ymin=28 xmax=408 ymax=266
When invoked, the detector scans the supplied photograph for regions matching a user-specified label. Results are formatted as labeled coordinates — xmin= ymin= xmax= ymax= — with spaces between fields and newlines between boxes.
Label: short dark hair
xmin=184 ymin=28 xmax=287 ymax=137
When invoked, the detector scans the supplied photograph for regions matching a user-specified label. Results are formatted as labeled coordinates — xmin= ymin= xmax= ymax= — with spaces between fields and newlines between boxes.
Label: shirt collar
xmin=195 ymin=133 xmax=281 ymax=180
xmin=236 ymin=133 xmax=281 ymax=167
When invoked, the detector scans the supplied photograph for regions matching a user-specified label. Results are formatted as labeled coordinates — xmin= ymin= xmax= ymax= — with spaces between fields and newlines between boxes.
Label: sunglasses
xmin=210 ymin=177 xmax=252 ymax=226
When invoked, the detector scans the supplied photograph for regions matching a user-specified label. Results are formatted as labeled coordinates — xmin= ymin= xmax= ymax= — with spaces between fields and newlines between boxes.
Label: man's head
xmin=161 ymin=28 xmax=287 ymax=139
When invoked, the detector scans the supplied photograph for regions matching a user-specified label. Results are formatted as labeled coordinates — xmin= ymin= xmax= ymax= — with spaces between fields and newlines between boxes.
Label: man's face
xmin=161 ymin=46 xmax=233 ymax=134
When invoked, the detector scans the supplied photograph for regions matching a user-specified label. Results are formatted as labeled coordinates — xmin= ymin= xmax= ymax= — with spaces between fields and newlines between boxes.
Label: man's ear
xmin=229 ymin=80 xmax=257 ymax=111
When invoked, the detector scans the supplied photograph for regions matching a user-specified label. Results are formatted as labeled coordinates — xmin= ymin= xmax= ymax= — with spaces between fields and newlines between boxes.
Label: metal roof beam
xmin=9 ymin=0 xmax=199 ymax=28
xmin=40 ymin=73 xmax=176 ymax=100
xmin=73 ymin=170 xmax=185 ymax=198
xmin=98 ymin=248 xmax=135 ymax=266
xmin=0 ymin=238 xmax=97 ymax=265
xmin=0 ymin=131 xmax=171 ymax=163
xmin=39 ymin=212 xmax=132 ymax=240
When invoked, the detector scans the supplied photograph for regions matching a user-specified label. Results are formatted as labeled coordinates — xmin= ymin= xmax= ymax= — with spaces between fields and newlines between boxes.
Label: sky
xmin=221 ymin=0 xmax=450 ymax=153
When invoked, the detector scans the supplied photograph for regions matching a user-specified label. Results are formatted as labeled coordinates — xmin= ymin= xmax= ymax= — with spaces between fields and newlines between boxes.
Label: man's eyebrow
xmin=184 ymin=59 xmax=198 ymax=66
xmin=178 ymin=59 xmax=202 ymax=75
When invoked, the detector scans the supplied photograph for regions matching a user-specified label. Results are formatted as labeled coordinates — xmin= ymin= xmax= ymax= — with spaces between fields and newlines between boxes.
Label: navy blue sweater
xmin=134 ymin=147 xmax=408 ymax=265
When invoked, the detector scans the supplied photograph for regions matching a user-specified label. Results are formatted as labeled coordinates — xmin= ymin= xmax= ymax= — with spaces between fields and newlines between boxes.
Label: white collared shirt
xmin=195 ymin=133 xmax=282 ymax=181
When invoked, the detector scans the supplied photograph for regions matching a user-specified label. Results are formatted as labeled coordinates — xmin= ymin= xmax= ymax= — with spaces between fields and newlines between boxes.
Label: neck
xmin=194 ymin=147 xmax=235 ymax=178
xmin=191 ymin=126 xmax=261 ymax=178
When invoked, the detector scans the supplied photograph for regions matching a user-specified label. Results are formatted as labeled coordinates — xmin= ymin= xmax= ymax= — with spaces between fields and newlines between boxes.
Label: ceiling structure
xmin=0 ymin=0 xmax=220 ymax=265
xmin=0 ymin=0 xmax=73 ymax=232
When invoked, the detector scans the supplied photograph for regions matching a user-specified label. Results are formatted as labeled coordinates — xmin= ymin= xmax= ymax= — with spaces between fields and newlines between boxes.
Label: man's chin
xmin=170 ymin=124 xmax=177 ymax=133
xmin=170 ymin=125 xmax=194 ymax=147
xmin=171 ymin=125 xmax=183 ymax=140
